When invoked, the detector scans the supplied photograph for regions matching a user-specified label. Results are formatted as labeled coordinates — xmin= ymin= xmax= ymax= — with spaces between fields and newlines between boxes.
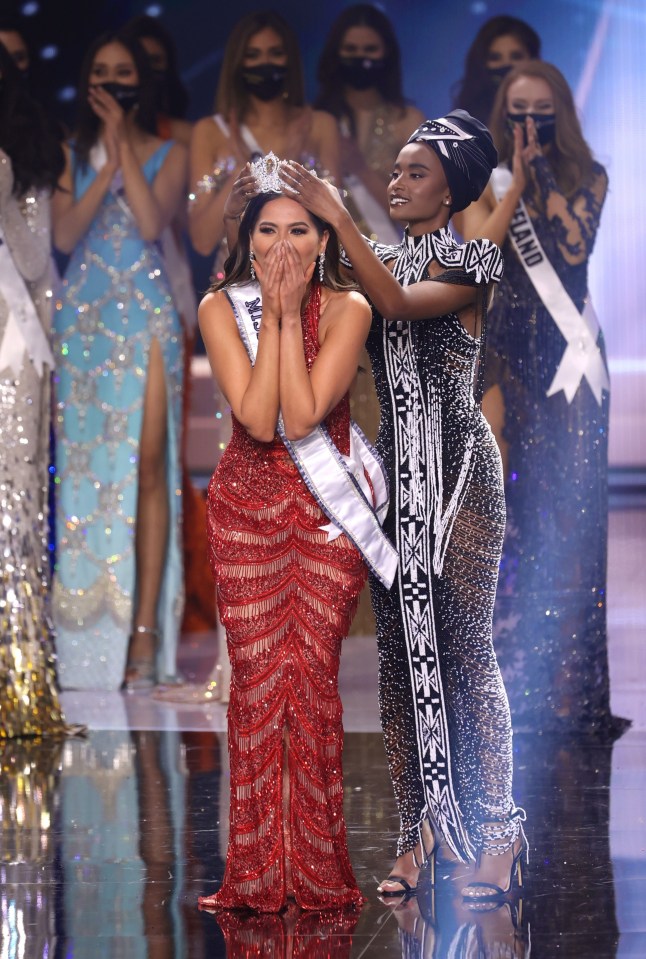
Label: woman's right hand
xmin=223 ymin=164 xmax=259 ymax=221
xmin=254 ymin=241 xmax=284 ymax=327
xmin=280 ymin=162 xmax=346 ymax=228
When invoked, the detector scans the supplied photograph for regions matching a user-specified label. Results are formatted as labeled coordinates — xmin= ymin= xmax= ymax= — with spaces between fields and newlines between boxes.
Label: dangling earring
xmin=249 ymin=250 xmax=256 ymax=281
xmin=318 ymin=250 xmax=326 ymax=283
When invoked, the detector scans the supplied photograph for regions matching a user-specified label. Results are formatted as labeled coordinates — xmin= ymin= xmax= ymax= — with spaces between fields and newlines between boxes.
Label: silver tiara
xmin=250 ymin=152 xmax=287 ymax=193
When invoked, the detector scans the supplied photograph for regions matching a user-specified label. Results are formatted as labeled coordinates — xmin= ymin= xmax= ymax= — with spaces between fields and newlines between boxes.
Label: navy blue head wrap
xmin=406 ymin=109 xmax=498 ymax=212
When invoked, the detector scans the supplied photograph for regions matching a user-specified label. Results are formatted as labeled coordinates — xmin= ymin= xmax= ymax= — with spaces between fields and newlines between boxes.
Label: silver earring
xmin=318 ymin=250 xmax=325 ymax=283
xmin=250 ymin=251 xmax=256 ymax=281
xmin=444 ymin=198 xmax=451 ymax=206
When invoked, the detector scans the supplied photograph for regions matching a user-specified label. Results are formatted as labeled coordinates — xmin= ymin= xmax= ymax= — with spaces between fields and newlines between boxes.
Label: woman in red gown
xmin=196 ymin=174 xmax=389 ymax=912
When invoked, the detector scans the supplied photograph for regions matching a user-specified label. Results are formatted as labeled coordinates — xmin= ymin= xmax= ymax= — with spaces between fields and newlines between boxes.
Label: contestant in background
xmin=52 ymin=32 xmax=187 ymax=691
xmin=452 ymin=15 xmax=540 ymax=125
xmin=188 ymin=10 xmax=340 ymax=268
xmin=196 ymin=162 xmax=392 ymax=911
xmin=285 ymin=111 xmax=526 ymax=904
xmin=0 ymin=44 xmax=70 ymax=737
xmin=315 ymin=3 xmax=424 ymax=246
xmin=456 ymin=61 xmax=626 ymax=739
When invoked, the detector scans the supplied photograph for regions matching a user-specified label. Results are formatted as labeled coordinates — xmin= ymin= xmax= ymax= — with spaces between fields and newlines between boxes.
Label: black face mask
xmin=338 ymin=56 xmax=386 ymax=91
xmin=507 ymin=112 xmax=556 ymax=146
xmin=239 ymin=63 xmax=287 ymax=102
xmin=488 ymin=64 xmax=513 ymax=85
xmin=98 ymin=81 xmax=141 ymax=111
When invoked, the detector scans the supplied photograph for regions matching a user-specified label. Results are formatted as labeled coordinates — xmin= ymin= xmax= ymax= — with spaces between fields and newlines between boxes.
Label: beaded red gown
xmin=198 ymin=284 xmax=367 ymax=913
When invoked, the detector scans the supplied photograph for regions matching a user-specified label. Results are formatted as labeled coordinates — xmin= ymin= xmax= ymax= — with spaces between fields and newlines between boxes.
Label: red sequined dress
xmin=199 ymin=283 xmax=367 ymax=912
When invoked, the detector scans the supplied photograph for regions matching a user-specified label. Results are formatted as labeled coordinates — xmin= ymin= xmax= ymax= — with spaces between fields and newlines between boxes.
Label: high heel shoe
xmin=378 ymin=820 xmax=439 ymax=899
xmin=122 ymin=626 xmax=160 ymax=692
xmin=461 ymin=819 xmax=528 ymax=904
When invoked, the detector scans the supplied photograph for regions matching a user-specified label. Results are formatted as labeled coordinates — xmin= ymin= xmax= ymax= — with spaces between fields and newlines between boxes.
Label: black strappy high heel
xmin=378 ymin=820 xmax=439 ymax=899
xmin=461 ymin=810 xmax=528 ymax=903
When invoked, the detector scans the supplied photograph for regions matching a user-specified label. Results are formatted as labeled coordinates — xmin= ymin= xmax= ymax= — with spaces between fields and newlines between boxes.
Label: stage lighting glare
xmin=20 ymin=1 xmax=39 ymax=14
xmin=145 ymin=4 xmax=163 ymax=15
xmin=57 ymin=86 xmax=76 ymax=102
xmin=40 ymin=45 xmax=59 ymax=60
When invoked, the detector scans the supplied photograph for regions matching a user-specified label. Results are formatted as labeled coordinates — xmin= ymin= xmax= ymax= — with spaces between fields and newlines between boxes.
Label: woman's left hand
xmin=280 ymin=240 xmax=313 ymax=320
xmin=280 ymin=161 xmax=345 ymax=227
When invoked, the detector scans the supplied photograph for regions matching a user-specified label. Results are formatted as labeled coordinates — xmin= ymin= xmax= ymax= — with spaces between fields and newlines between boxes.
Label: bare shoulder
xmin=169 ymin=117 xmax=192 ymax=147
xmin=311 ymin=108 xmax=338 ymax=136
xmin=198 ymin=289 xmax=234 ymax=326
xmin=192 ymin=115 xmax=224 ymax=151
xmin=323 ymin=288 xmax=371 ymax=323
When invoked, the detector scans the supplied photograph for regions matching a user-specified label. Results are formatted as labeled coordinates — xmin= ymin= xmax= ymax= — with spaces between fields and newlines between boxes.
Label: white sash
xmin=491 ymin=165 xmax=609 ymax=405
xmin=0 ymin=221 xmax=54 ymax=378
xmin=226 ymin=282 xmax=398 ymax=588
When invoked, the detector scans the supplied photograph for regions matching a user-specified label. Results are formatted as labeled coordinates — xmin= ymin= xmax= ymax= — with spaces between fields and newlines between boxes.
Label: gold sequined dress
xmin=0 ymin=153 xmax=67 ymax=738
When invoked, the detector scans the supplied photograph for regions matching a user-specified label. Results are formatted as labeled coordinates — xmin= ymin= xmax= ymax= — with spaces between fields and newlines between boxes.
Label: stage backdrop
xmin=13 ymin=0 xmax=646 ymax=466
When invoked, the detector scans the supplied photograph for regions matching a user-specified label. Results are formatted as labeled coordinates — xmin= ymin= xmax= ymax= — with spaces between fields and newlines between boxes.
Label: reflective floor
xmin=1 ymin=507 xmax=645 ymax=958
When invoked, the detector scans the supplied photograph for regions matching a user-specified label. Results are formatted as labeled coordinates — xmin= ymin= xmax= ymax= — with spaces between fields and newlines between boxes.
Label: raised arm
xmin=52 ymin=143 xmax=118 ymax=254
xmin=277 ymin=242 xmax=371 ymax=440
xmin=454 ymin=121 xmax=527 ymax=247
xmin=198 ymin=246 xmax=284 ymax=443
xmin=281 ymin=163 xmax=477 ymax=322
xmin=187 ymin=117 xmax=248 ymax=256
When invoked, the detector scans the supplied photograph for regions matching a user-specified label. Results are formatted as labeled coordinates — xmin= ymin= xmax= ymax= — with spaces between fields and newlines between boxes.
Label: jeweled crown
xmin=250 ymin=151 xmax=286 ymax=193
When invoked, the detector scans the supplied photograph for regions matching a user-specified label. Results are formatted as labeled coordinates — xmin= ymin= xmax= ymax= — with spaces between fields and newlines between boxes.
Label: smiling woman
xmin=282 ymin=110 xmax=528 ymax=906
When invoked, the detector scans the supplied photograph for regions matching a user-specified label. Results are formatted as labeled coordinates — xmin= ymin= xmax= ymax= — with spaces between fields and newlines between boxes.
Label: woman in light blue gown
xmin=52 ymin=32 xmax=187 ymax=691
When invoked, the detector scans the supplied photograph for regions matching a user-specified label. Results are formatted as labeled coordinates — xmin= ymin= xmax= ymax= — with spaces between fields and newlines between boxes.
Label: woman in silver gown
xmin=282 ymin=110 xmax=526 ymax=903
xmin=0 ymin=44 xmax=69 ymax=738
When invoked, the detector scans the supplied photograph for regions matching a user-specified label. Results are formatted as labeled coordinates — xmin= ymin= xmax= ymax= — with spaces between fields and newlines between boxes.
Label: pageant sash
xmin=226 ymin=282 xmax=398 ymax=588
xmin=491 ymin=165 xmax=609 ymax=405
xmin=0 ymin=222 xmax=54 ymax=377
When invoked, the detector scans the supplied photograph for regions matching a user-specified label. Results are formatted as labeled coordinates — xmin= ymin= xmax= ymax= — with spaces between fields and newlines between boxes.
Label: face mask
xmin=239 ymin=63 xmax=287 ymax=102
xmin=507 ymin=112 xmax=556 ymax=147
xmin=488 ymin=65 xmax=513 ymax=85
xmin=338 ymin=56 xmax=386 ymax=91
xmin=98 ymin=81 xmax=141 ymax=111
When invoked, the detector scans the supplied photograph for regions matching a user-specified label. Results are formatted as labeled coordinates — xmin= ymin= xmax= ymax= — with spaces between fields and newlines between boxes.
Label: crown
xmin=250 ymin=151 xmax=287 ymax=193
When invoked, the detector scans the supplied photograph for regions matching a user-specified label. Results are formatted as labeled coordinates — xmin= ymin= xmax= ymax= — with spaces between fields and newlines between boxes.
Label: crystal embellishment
xmin=250 ymin=152 xmax=287 ymax=193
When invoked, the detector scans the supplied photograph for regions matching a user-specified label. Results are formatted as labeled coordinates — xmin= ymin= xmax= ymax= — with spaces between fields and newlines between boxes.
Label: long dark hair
xmin=121 ymin=14 xmax=189 ymax=119
xmin=315 ymin=4 xmax=406 ymax=132
xmin=489 ymin=61 xmax=595 ymax=198
xmin=452 ymin=16 xmax=541 ymax=124
xmin=215 ymin=11 xmax=305 ymax=119
xmin=0 ymin=42 xmax=64 ymax=196
xmin=212 ymin=192 xmax=354 ymax=293
xmin=73 ymin=31 xmax=158 ymax=170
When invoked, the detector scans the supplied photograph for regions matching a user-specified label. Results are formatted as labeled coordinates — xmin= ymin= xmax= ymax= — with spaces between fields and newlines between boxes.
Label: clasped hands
xmin=87 ymin=85 xmax=130 ymax=174
xmin=510 ymin=115 xmax=543 ymax=196
xmin=254 ymin=240 xmax=314 ymax=327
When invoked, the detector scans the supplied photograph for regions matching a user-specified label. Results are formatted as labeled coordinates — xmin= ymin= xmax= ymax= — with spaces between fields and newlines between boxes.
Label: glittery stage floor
xmin=1 ymin=507 xmax=644 ymax=958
